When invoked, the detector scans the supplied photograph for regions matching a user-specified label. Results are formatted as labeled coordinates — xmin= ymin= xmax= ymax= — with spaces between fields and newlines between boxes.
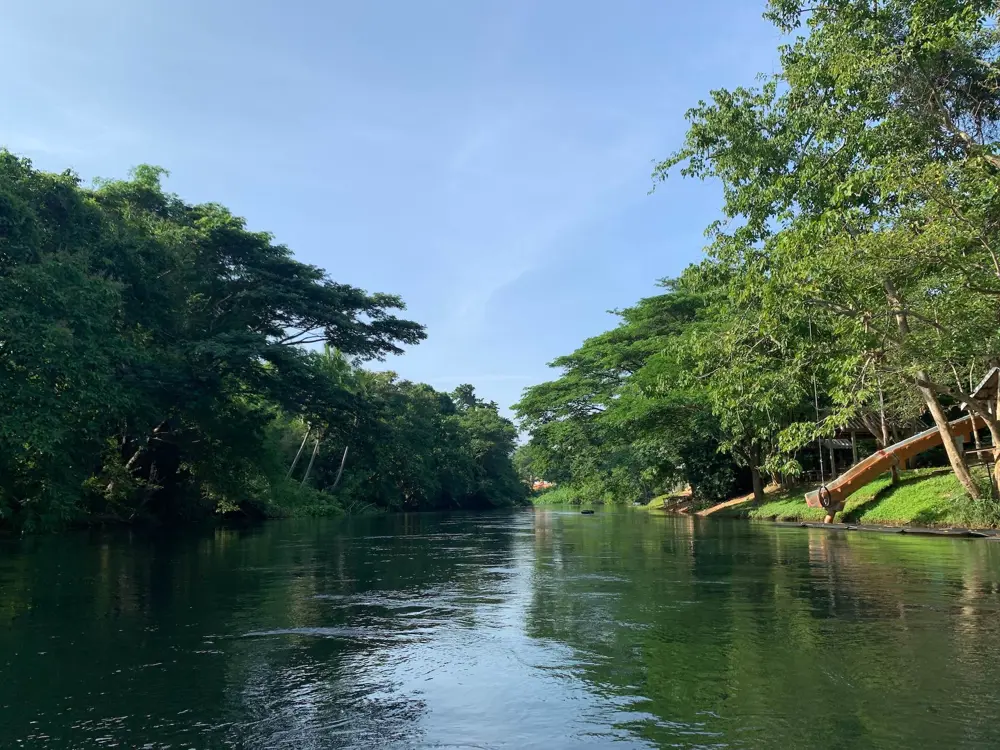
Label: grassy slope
xmin=536 ymin=469 xmax=998 ymax=528
xmin=642 ymin=494 xmax=690 ymax=512
xmin=714 ymin=468 xmax=987 ymax=527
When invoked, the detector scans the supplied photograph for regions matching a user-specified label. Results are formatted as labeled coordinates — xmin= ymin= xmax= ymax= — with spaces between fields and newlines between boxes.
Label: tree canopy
xmin=518 ymin=0 xmax=1000 ymax=508
xmin=0 ymin=152 xmax=526 ymax=530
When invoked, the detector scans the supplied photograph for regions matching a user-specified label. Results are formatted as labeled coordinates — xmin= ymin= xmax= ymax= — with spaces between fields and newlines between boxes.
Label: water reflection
xmin=3 ymin=512 xmax=1000 ymax=748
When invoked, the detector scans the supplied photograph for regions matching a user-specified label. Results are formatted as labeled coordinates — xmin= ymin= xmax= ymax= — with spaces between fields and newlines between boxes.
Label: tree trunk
xmin=884 ymin=278 xmax=979 ymax=499
xmin=106 ymin=421 xmax=169 ymax=495
xmin=923 ymin=369 xmax=1000 ymax=499
xmin=286 ymin=426 xmax=311 ymax=479
xmin=331 ymin=446 xmax=349 ymax=491
xmin=751 ymin=467 xmax=765 ymax=505
xmin=745 ymin=443 xmax=767 ymax=505
xmin=300 ymin=438 xmax=320 ymax=487
xmin=877 ymin=378 xmax=900 ymax=484
xmin=919 ymin=376 xmax=980 ymax=499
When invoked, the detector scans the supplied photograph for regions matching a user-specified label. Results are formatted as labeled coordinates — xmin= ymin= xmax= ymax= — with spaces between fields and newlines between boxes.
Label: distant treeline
xmin=0 ymin=152 xmax=526 ymax=531
xmin=515 ymin=0 xmax=1000 ymax=507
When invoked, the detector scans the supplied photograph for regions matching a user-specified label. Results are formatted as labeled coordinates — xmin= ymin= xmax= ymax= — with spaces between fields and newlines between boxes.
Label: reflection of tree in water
xmin=221 ymin=637 xmax=429 ymax=749
xmin=523 ymin=514 xmax=1000 ymax=749
xmin=218 ymin=514 xmax=524 ymax=748
xmin=0 ymin=514 xmax=518 ymax=749
xmin=7 ymin=514 xmax=1000 ymax=748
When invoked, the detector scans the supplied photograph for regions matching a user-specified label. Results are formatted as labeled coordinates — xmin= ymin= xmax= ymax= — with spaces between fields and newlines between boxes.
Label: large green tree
xmin=0 ymin=152 xmax=525 ymax=529
xmin=516 ymin=276 xmax=747 ymax=505
xmin=657 ymin=0 xmax=1000 ymax=499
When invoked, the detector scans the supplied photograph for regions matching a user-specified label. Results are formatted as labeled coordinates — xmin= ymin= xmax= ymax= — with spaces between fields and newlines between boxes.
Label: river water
xmin=3 ymin=509 xmax=1000 ymax=749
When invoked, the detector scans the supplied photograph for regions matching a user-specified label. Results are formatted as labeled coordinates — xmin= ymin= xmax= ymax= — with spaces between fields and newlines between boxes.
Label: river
xmin=3 ymin=509 xmax=1000 ymax=748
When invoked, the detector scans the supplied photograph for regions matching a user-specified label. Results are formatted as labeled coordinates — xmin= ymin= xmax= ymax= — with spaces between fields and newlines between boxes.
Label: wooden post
xmin=828 ymin=439 xmax=838 ymax=479
xmin=995 ymin=378 xmax=1000 ymax=494
xmin=851 ymin=430 xmax=858 ymax=466
xmin=750 ymin=465 xmax=765 ymax=505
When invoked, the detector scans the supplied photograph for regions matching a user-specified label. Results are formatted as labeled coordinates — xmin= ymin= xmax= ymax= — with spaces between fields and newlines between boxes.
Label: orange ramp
xmin=805 ymin=415 xmax=977 ymax=512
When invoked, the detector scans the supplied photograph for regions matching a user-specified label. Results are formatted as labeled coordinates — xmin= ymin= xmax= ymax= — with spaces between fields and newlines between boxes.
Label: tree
xmin=0 ymin=151 xmax=526 ymax=529
xmin=516 ymin=276 xmax=747 ymax=505
xmin=657 ymin=0 xmax=1000 ymax=499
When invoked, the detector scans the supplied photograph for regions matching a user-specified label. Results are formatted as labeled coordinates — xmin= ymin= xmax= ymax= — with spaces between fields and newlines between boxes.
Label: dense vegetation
xmin=516 ymin=0 xmax=1000 ymax=510
xmin=0 ymin=153 xmax=525 ymax=530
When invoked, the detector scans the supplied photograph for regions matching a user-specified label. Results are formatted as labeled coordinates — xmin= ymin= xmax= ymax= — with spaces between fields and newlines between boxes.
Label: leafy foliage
xmin=519 ymin=0 xmax=1000 ymax=508
xmin=0 ymin=153 xmax=525 ymax=530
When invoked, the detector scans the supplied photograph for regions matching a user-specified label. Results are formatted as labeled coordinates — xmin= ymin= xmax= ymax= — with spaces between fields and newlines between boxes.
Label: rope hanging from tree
xmin=809 ymin=319 xmax=826 ymax=488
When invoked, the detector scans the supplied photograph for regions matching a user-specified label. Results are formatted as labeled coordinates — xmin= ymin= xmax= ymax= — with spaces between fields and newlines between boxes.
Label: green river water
xmin=3 ymin=509 xmax=1000 ymax=748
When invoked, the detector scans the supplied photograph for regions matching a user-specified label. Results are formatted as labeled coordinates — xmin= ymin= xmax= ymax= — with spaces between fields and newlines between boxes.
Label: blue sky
xmin=1 ymin=0 xmax=782 ymax=417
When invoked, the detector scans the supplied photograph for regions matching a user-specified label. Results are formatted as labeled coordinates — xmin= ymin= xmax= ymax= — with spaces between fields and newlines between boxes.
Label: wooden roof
xmin=963 ymin=367 xmax=1000 ymax=408
xmin=819 ymin=368 xmax=999 ymax=438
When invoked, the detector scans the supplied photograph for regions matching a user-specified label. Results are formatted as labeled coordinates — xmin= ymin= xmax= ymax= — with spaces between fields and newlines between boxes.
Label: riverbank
xmin=531 ymin=468 xmax=1000 ymax=530
xmin=649 ymin=468 xmax=1000 ymax=529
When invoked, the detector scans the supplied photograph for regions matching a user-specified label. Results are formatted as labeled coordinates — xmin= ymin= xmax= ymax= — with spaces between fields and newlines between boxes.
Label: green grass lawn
xmin=538 ymin=468 xmax=1000 ymax=528
xmin=715 ymin=467 xmax=996 ymax=528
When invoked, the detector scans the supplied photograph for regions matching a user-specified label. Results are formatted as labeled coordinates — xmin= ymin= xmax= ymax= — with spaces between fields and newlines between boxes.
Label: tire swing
xmin=818 ymin=485 xmax=837 ymax=524
xmin=817 ymin=485 xmax=834 ymax=509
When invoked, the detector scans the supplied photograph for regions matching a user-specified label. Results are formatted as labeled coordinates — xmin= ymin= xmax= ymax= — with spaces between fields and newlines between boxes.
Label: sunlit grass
xmin=850 ymin=471 xmax=961 ymax=525
xmin=543 ymin=468 xmax=1000 ymax=528
xmin=716 ymin=468 xmax=1000 ymax=528
xmin=642 ymin=493 xmax=689 ymax=512
xmin=531 ymin=485 xmax=585 ymax=505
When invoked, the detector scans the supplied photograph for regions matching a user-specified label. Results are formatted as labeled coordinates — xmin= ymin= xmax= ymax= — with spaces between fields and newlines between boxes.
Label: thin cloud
xmin=432 ymin=117 xmax=659 ymax=339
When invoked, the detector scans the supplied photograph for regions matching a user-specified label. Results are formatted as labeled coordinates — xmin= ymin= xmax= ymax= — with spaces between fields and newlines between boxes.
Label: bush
xmin=532 ymin=485 xmax=586 ymax=505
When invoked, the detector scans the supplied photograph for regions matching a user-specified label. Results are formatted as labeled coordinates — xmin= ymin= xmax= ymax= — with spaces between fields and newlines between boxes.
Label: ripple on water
xmin=8 ymin=513 xmax=1000 ymax=749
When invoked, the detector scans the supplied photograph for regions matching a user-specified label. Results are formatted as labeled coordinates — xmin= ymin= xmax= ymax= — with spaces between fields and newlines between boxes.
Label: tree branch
xmin=914 ymin=377 xmax=998 ymax=426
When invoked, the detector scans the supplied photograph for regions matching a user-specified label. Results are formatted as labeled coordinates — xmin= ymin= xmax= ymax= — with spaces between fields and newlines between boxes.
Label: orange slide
xmin=805 ymin=415 xmax=978 ymax=514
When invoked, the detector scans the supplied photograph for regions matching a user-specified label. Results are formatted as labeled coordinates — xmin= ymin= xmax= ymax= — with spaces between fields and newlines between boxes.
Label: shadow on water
xmin=3 ymin=509 xmax=1000 ymax=748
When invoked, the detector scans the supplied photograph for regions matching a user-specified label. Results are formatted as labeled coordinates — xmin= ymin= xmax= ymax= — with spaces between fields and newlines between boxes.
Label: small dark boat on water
xmin=581 ymin=510 xmax=595 ymax=515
